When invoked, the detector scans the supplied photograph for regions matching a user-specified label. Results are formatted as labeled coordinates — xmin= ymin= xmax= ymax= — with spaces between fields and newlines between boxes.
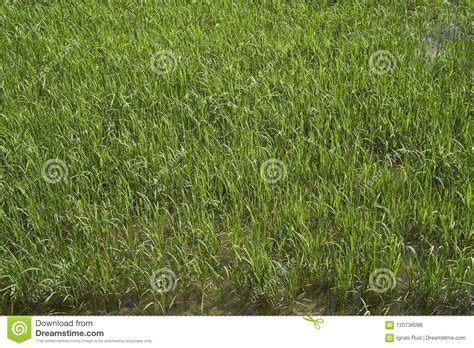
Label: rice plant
xmin=0 ymin=0 xmax=472 ymax=315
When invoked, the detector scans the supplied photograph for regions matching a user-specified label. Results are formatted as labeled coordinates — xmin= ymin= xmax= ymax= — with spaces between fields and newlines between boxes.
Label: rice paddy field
xmin=0 ymin=0 xmax=472 ymax=316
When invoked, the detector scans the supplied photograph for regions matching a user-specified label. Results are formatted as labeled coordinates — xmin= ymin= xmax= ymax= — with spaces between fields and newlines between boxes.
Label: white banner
xmin=0 ymin=316 xmax=472 ymax=347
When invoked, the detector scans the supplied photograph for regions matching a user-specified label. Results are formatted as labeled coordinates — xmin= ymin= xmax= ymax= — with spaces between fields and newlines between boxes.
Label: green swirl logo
xmin=7 ymin=316 xmax=32 ymax=343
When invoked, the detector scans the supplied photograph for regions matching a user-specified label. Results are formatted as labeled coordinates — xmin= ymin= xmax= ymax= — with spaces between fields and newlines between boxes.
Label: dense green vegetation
xmin=0 ymin=0 xmax=472 ymax=315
